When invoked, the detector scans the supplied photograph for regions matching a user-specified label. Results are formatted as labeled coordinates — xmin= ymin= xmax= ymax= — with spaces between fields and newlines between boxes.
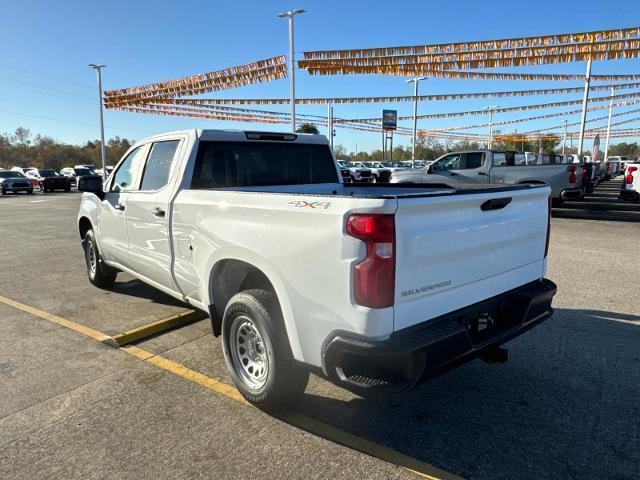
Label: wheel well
xmin=208 ymin=259 xmax=276 ymax=336
xmin=78 ymin=217 xmax=92 ymax=239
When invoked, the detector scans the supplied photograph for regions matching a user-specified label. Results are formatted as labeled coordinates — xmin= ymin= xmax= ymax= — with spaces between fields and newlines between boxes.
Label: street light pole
xmin=577 ymin=56 xmax=593 ymax=161
xmin=603 ymin=86 xmax=615 ymax=161
xmin=405 ymin=76 xmax=426 ymax=165
xmin=277 ymin=9 xmax=305 ymax=133
xmin=562 ymin=119 xmax=568 ymax=155
xmin=89 ymin=64 xmax=107 ymax=181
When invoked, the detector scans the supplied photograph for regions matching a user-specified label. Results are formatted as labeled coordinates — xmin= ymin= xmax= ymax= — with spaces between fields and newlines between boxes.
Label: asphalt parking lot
xmin=1 ymin=181 xmax=639 ymax=480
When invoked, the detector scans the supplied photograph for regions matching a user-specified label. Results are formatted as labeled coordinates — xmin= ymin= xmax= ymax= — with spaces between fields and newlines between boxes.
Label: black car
xmin=27 ymin=169 xmax=72 ymax=192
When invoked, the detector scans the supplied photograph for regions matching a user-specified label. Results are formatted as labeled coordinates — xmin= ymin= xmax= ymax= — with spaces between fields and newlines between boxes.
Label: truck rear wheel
xmin=83 ymin=229 xmax=117 ymax=288
xmin=222 ymin=289 xmax=309 ymax=411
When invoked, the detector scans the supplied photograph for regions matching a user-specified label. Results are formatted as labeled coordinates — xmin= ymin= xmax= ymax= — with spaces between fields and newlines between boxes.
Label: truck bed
xmin=211 ymin=181 xmax=542 ymax=199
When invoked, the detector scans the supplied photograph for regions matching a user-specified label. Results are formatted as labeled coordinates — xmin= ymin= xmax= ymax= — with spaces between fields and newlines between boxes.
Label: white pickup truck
xmin=77 ymin=129 xmax=557 ymax=410
xmin=391 ymin=150 xmax=584 ymax=206
xmin=620 ymin=162 xmax=640 ymax=201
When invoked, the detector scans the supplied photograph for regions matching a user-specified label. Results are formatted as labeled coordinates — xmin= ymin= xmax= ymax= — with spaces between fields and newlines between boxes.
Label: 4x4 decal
xmin=287 ymin=200 xmax=332 ymax=210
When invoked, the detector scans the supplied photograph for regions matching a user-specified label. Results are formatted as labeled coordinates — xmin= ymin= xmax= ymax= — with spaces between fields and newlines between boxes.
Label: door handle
xmin=449 ymin=172 xmax=459 ymax=176
xmin=481 ymin=197 xmax=512 ymax=211
xmin=114 ymin=203 xmax=125 ymax=211
xmin=477 ymin=172 xmax=488 ymax=176
xmin=152 ymin=207 xmax=166 ymax=218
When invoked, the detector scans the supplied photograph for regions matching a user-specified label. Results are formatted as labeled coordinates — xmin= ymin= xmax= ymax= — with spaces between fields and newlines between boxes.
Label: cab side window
xmin=139 ymin=141 xmax=179 ymax=191
xmin=432 ymin=153 xmax=461 ymax=171
xmin=110 ymin=146 xmax=146 ymax=192
xmin=463 ymin=152 xmax=484 ymax=169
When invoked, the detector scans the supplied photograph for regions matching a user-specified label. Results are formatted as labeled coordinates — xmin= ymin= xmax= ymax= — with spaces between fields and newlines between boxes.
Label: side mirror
xmin=78 ymin=175 xmax=104 ymax=197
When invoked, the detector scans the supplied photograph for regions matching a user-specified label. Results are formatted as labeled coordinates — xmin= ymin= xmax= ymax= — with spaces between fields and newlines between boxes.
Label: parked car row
xmin=0 ymin=165 xmax=105 ymax=194
xmin=336 ymin=159 xmax=430 ymax=183
xmin=387 ymin=150 xmax=640 ymax=207
xmin=390 ymin=150 xmax=583 ymax=206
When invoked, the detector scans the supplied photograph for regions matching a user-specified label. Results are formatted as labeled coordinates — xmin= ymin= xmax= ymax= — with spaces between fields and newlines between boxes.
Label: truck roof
xmin=135 ymin=129 xmax=329 ymax=145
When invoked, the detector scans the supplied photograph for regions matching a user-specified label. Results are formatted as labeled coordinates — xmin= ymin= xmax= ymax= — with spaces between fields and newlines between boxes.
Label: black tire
xmin=83 ymin=229 xmax=117 ymax=288
xmin=551 ymin=198 xmax=563 ymax=208
xmin=222 ymin=289 xmax=309 ymax=411
xmin=27 ymin=189 xmax=33 ymax=194
xmin=64 ymin=186 xmax=71 ymax=192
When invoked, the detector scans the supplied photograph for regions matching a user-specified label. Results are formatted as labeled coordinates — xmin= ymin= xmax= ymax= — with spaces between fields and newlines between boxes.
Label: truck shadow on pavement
xmin=110 ymin=279 xmax=187 ymax=308
xmin=294 ymin=307 xmax=640 ymax=480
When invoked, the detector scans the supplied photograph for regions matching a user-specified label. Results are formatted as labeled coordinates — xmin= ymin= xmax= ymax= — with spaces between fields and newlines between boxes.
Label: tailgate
xmin=393 ymin=186 xmax=549 ymax=331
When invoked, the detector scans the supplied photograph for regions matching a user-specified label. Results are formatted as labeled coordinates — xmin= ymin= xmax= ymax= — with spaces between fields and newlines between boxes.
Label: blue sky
xmin=1 ymin=0 xmax=639 ymax=152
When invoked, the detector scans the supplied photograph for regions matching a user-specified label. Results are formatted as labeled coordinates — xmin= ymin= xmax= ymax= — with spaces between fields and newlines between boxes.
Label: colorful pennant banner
xmin=146 ymin=82 xmax=640 ymax=106
xmin=302 ymin=27 xmax=640 ymax=59
xmin=337 ymin=91 xmax=640 ymax=124
xmin=104 ymin=56 xmax=287 ymax=108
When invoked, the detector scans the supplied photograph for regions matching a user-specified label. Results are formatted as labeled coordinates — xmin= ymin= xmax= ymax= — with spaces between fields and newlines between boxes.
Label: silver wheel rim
xmin=229 ymin=315 xmax=269 ymax=390
xmin=85 ymin=238 xmax=97 ymax=276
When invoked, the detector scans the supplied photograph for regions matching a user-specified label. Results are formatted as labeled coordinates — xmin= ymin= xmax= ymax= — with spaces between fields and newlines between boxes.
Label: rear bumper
xmin=560 ymin=187 xmax=582 ymax=199
xmin=321 ymin=278 xmax=557 ymax=394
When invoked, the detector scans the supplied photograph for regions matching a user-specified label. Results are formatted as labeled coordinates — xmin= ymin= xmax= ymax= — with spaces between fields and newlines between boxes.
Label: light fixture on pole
xmin=277 ymin=8 xmax=305 ymax=133
xmin=89 ymin=64 xmax=108 ymax=181
xmin=484 ymin=106 xmax=499 ymax=149
xmin=405 ymin=76 xmax=427 ymax=165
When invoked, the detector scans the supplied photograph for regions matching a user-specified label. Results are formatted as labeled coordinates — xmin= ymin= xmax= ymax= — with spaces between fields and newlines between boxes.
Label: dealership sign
xmin=382 ymin=109 xmax=397 ymax=131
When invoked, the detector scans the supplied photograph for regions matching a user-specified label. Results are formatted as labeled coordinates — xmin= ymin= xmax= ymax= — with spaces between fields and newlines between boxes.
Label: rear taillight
xmin=545 ymin=195 xmax=551 ymax=258
xmin=347 ymin=214 xmax=395 ymax=308
xmin=581 ymin=165 xmax=587 ymax=183
xmin=627 ymin=166 xmax=638 ymax=184
xmin=607 ymin=163 xmax=611 ymax=172
xmin=567 ymin=165 xmax=577 ymax=183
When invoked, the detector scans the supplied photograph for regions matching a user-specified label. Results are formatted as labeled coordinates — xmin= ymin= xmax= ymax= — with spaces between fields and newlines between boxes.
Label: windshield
xmin=75 ymin=168 xmax=94 ymax=176
xmin=39 ymin=169 xmax=58 ymax=176
xmin=0 ymin=171 xmax=25 ymax=178
xmin=341 ymin=161 xmax=355 ymax=167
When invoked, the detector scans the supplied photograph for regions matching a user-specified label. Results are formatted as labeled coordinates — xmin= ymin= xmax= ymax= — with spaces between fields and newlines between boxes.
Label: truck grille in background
xmin=13 ymin=182 xmax=30 ymax=188
xmin=360 ymin=171 xmax=372 ymax=178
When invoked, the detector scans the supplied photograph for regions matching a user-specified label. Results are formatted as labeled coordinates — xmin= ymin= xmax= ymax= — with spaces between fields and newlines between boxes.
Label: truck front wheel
xmin=83 ymin=229 xmax=117 ymax=288
xmin=222 ymin=289 xmax=309 ymax=410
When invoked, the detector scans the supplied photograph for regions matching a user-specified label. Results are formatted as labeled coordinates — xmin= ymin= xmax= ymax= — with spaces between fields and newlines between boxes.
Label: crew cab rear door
xmin=125 ymin=138 xmax=183 ymax=291
xmin=451 ymin=152 xmax=490 ymax=184
xmin=393 ymin=185 xmax=550 ymax=331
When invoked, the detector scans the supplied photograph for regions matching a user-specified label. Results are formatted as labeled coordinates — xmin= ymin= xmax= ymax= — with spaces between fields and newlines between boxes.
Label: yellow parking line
xmin=0 ymin=294 xmax=110 ymax=342
xmin=0 ymin=294 xmax=462 ymax=480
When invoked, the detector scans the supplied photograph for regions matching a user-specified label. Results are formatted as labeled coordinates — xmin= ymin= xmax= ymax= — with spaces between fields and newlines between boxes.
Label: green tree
xmin=295 ymin=123 xmax=320 ymax=135
xmin=332 ymin=144 xmax=348 ymax=159
xmin=608 ymin=142 xmax=639 ymax=158
xmin=0 ymin=126 xmax=136 ymax=170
